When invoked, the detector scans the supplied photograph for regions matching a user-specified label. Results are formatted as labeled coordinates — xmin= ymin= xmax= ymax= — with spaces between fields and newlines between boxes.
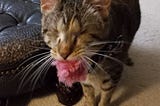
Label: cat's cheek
xmin=67 ymin=55 xmax=78 ymax=61
xmin=43 ymin=36 xmax=55 ymax=48
xmin=43 ymin=36 xmax=50 ymax=45
xmin=50 ymin=50 xmax=63 ymax=60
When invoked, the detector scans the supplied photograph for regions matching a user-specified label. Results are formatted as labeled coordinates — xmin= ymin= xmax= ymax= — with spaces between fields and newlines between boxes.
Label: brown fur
xmin=40 ymin=0 xmax=141 ymax=105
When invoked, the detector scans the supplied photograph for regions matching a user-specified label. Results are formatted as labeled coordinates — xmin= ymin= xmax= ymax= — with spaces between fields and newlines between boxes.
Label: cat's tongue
xmin=52 ymin=60 xmax=87 ymax=87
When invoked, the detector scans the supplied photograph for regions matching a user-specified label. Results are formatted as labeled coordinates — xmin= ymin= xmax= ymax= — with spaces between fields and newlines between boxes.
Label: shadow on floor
xmin=110 ymin=47 xmax=160 ymax=106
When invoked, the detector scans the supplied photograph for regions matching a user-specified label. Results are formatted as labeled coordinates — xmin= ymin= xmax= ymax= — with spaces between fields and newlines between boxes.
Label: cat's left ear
xmin=84 ymin=0 xmax=111 ymax=17
xmin=40 ymin=0 xmax=59 ymax=14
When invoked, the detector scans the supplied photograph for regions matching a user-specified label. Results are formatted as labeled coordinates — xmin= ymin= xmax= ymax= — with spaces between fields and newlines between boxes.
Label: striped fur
xmin=41 ymin=0 xmax=141 ymax=105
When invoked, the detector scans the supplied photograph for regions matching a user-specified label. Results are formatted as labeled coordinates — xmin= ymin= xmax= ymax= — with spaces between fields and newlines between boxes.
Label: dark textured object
xmin=0 ymin=0 xmax=47 ymax=97
xmin=56 ymin=82 xmax=83 ymax=106
xmin=0 ymin=0 xmax=82 ymax=105
xmin=0 ymin=0 xmax=58 ymax=100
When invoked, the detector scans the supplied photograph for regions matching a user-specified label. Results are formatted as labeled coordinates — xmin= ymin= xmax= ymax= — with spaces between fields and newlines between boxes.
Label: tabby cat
xmin=40 ymin=0 xmax=141 ymax=105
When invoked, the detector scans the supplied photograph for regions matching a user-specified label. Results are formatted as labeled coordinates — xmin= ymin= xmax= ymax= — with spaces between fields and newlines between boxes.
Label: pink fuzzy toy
xmin=52 ymin=60 xmax=87 ymax=87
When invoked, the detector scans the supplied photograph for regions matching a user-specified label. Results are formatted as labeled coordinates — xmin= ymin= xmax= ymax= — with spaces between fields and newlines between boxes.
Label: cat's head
xmin=40 ymin=0 xmax=111 ymax=61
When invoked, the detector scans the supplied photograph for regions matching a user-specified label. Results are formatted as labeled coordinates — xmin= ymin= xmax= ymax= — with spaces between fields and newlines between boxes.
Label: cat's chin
xmin=52 ymin=59 xmax=88 ymax=87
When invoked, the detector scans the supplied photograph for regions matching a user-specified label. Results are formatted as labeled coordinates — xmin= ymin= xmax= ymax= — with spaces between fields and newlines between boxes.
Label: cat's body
xmin=40 ymin=0 xmax=141 ymax=105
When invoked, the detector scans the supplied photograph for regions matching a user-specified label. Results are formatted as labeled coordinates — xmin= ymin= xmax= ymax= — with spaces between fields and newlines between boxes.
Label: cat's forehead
xmin=58 ymin=0 xmax=96 ymax=21
xmin=43 ymin=0 xmax=104 ymax=32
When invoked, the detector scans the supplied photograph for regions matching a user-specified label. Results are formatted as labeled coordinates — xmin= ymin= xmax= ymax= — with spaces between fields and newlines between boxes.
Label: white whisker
xmin=41 ymin=58 xmax=54 ymax=82
xmin=89 ymin=41 xmax=129 ymax=46
xmin=83 ymin=56 xmax=104 ymax=72
xmin=18 ymin=55 xmax=51 ymax=92
xmin=28 ymin=45 xmax=50 ymax=50
xmin=31 ymin=57 xmax=53 ymax=90
xmin=81 ymin=57 xmax=96 ymax=73
xmin=17 ymin=52 xmax=50 ymax=70
xmin=87 ymin=51 xmax=124 ymax=65
xmin=88 ymin=50 xmax=122 ymax=53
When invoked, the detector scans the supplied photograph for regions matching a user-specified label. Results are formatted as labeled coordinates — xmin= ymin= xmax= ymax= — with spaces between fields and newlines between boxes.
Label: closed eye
xmin=80 ymin=29 xmax=87 ymax=35
xmin=90 ymin=34 xmax=101 ymax=41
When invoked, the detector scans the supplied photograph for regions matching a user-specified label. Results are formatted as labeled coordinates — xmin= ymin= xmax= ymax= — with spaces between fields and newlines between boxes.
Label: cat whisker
xmin=89 ymin=41 xmax=130 ymax=47
xmin=30 ymin=57 xmax=53 ymax=91
xmin=17 ymin=52 xmax=50 ymax=71
xmin=29 ymin=57 xmax=52 ymax=83
xmin=22 ymin=38 xmax=44 ymax=42
xmin=28 ymin=45 xmax=50 ymax=50
xmin=83 ymin=56 xmax=105 ymax=72
xmin=87 ymin=50 xmax=122 ymax=53
xmin=81 ymin=57 xmax=96 ymax=73
xmin=23 ymin=55 xmax=51 ymax=80
xmin=87 ymin=51 xmax=124 ymax=65
xmin=112 ymin=41 xmax=125 ymax=51
xmin=17 ymin=54 xmax=51 ymax=92
xmin=41 ymin=58 xmax=54 ymax=83
xmin=18 ymin=54 xmax=50 ymax=90
xmin=14 ymin=53 xmax=50 ymax=81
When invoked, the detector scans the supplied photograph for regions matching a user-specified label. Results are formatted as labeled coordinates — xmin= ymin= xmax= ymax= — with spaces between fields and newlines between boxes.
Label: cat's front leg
xmin=98 ymin=61 xmax=123 ymax=106
xmin=83 ymin=71 xmax=115 ymax=106
xmin=98 ymin=82 xmax=115 ymax=106
xmin=81 ymin=76 xmax=116 ymax=106
xmin=79 ymin=84 xmax=96 ymax=106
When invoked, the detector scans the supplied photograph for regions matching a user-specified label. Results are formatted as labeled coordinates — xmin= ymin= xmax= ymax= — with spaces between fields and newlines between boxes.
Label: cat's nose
xmin=59 ymin=44 xmax=71 ymax=60
xmin=60 ymin=52 xmax=70 ymax=60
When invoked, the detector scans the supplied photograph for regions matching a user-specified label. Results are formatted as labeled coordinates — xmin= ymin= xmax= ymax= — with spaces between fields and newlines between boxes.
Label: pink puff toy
xmin=52 ymin=60 xmax=87 ymax=87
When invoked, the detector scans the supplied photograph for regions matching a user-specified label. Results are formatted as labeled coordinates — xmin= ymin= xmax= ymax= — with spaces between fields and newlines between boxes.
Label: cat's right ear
xmin=40 ymin=0 xmax=58 ymax=14
xmin=84 ymin=0 xmax=111 ymax=17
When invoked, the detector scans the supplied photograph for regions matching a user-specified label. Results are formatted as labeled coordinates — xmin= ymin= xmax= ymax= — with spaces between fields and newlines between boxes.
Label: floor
xmin=29 ymin=0 xmax=160 ymax=106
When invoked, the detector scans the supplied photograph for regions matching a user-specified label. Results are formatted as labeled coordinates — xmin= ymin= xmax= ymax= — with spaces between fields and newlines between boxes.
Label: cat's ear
xmin=40 ymin=0 xmax=59 ymax=13
xmin=84 ymin=0 xmax=111 ymax=17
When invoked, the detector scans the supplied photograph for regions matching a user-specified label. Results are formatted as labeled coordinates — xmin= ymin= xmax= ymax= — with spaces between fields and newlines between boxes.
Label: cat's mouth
xmin=52 ymin=59 xmax=88 ymax=87
xmin=50 ymin=45 xmax=105 ymax=87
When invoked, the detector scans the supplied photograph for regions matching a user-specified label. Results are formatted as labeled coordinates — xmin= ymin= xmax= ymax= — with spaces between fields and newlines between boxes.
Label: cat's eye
xmin=80 ymin=29 xmax=87 ymax=35
xmin=71 ymin=32 xmax=80 ymax=37
xmin=90 ymin=33 xmax=101 ymax=41
xmin=45 ymin=30 xmax=59 ymax=38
